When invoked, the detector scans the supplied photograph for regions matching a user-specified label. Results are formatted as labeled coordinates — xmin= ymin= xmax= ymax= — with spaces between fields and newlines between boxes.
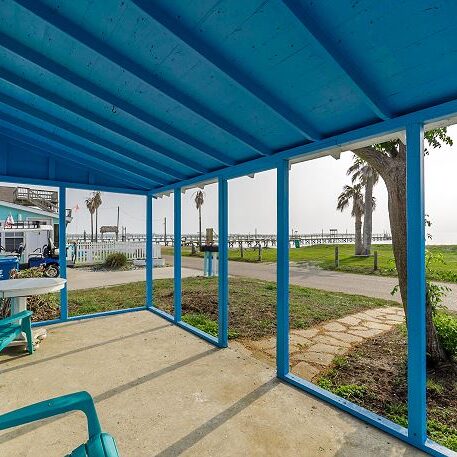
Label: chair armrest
xmin=0 ymin=310 xmax=32 ymax=326
xmin=0 ymin=391 xmax=102 ymax=438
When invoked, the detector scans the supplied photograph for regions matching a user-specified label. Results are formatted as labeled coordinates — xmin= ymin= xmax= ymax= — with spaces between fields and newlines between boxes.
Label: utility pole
xmin=116 ymin=206 xmax=119 ymax=241
xmin=164 ymin=217 xmax=167 ymax=246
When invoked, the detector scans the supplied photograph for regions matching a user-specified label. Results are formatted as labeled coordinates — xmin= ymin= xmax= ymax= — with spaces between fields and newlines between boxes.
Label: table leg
xmin=10 ymin=297 xmax=47 ymax=346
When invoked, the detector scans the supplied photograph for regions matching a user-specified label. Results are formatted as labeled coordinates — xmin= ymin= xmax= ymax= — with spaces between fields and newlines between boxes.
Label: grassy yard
xmin=317 ymin=327 xmax=457 ymax=451
xmin=163 ymin=244 xmax=457 ymax=282
xmin=63 ymin=276 xmax=398 ymax=339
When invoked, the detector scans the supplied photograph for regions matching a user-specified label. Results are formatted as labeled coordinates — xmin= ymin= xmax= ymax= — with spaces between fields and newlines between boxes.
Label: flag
xmin=5 ymin=214 xmax=14 ymax=228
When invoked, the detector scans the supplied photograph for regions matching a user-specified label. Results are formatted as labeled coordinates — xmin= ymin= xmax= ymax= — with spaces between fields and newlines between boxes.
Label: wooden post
xmin=240 ymin=241 xmax=244 ymax=258
xmin=258 ymin=244 xmax=262 ymax=262
xmin=374 ymin=250 xmax=378 ymax=271
xmin=335 ymin=245 xmax=339 ymax=268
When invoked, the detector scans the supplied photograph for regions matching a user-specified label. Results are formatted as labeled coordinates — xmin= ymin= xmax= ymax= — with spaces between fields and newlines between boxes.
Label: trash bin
xmin=0 ymin=256 xmax=19 ymax=280
xmin=294 ymin=239 xmax=300 ymax=248
xmin=201 ymin=245 xmax=219 ymax=277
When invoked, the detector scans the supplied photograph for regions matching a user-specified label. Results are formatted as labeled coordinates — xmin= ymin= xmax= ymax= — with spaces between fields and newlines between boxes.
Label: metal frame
xmin=146 ymin=181 xmax=229 ymax=349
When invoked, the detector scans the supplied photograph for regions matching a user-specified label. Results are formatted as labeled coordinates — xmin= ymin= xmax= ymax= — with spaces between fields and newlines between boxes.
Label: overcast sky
xmin=39 ymin=124 xmax=457 ymax=244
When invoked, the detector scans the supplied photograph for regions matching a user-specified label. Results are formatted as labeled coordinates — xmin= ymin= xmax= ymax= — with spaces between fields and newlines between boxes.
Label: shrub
xmin=433 ymin=312 xmax=457 ymax=356
xmin=104 ymin=253 xmax=128 ymax=269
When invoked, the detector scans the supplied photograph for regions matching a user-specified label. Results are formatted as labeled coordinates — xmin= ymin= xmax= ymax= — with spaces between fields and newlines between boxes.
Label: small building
xmin=0 ymin=186 xmax=72 ymax=255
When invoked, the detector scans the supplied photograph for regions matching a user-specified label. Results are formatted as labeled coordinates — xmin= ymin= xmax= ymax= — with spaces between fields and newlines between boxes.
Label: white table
xmin=0 ymin=277 xmax=66 ymax=346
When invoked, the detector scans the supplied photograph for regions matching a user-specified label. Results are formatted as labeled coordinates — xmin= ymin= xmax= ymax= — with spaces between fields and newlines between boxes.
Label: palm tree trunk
xmin=90 ymin=213 xmax=94 ymax=242
xmin=362 ymin=174 xmax=374 ymax=255
xmin=198 ymin=207 xmax=202 ymax=248
xmin=95 ymin=209 xmax=98 ymax=242
xmin=355 ymin=211 xmax=363 ymax=255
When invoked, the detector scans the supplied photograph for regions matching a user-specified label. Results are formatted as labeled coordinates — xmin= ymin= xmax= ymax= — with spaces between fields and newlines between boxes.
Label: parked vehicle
xmin=0 ymin=222 xmax=73 ymax=279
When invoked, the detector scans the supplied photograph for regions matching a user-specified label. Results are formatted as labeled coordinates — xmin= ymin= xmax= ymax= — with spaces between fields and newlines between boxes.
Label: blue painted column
xmin=146 ymin=194 xmax=153 ymax=308
xmin=59 ymin=186 xmax=68 ymax=321
xmin=406 ymin=123 xmax=427 ymax=445
xmin=276 ymin=160 xmax=290 ymax=378
xmin=218 ymin=177 xmax=228 ymax=348
xmin=174 ymin=188 xmax=182 ymax=322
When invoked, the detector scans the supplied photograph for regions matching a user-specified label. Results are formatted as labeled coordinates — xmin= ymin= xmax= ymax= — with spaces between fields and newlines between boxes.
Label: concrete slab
xmin=0 ymin=312 xmax=423 ymax=456
xmin=66 ymin=266 xmax=201 ymax=290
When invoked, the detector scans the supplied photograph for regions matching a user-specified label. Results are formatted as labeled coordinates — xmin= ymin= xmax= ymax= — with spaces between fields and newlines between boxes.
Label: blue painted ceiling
xmin=0 ymin=0 xmax=456 ymax=192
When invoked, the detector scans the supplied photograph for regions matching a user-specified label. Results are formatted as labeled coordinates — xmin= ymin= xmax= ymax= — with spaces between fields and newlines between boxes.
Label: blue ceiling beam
xmin=150 ymin=95 xmax=457 ymax=195
xmin=0 ymin=111 xmax=154 ymax=190
xmin=0 ymin=33 xmax=234 ymax=168
xmin=0 ymin=90 xmax=169 ymax=186
xmin=0 ymin=68 xmax=192 ymax=179
xmin=0 ymin=60 xmax=198 ymax=179
xmin=282 ymin=0 xmax=392 ymax=121
xmin=132 ymin=0 xmax=321 ymax=143
xmin=14 ymin=0 xmax=268 ymax=159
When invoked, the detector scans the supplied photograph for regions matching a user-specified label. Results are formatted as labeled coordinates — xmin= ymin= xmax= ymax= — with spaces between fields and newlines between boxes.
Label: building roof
xmin=0 ymin=1 xmax=456 ymax=194
xmin=0 ymin=199 xmax=58 ymax=219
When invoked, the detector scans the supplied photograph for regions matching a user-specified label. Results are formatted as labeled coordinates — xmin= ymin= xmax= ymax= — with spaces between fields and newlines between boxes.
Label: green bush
xmin=104 ymin=252 xmax=128 ymax=269
xmin=434 ymin=312 xmax=457 ymax=356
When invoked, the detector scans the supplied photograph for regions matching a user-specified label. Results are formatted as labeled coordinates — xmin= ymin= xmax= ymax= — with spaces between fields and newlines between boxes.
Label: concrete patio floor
xmin=0 ymin=311 xmax=423 ymax=456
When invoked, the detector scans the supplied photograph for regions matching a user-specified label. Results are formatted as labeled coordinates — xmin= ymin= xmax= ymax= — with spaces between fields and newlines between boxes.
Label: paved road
xmin=164 ymin=255 xmax=457 ymax=312
xmin=66 ymin=266 xmax=200 ymax=291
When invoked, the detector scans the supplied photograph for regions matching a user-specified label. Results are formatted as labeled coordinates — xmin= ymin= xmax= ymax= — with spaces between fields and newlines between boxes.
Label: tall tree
xmin=194 ymin=190 xmax=205 ymax=248
xmin=337 ymin=184 xmax=365 ymax=255
xmin=347 ymin=157 xmax=379 ymax=256
xmin=92 ymin=192 xmax=102 ymax=242
xmin=353 ymin=128 xmax=453 ymax=366
xmin=85 ymin=195 xmax=96 ymax=242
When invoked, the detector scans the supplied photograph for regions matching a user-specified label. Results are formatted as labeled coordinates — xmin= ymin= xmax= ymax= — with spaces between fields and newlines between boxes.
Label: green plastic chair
xmin=0 ymin=310 xmax=33 ymax=354
xmin=0 ymin=391 xmax=120 ymax=456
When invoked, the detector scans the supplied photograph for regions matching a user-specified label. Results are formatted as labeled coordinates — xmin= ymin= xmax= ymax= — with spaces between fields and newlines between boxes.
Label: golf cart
xmin=27 ymin=238 xmax=61 ymax=278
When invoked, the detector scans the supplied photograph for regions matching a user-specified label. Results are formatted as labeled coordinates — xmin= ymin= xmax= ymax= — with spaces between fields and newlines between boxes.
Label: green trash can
xmin=294 ymin=239 xmax=300 ymax=248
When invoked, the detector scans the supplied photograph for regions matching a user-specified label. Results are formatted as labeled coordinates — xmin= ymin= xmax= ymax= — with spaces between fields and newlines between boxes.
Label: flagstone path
xmin=243 ymin=306 xmax=405 ymax=381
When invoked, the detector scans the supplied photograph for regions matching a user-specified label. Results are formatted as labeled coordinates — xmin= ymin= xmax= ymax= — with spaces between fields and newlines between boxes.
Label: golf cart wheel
xmin=44 ymin=264 xmax=59 ymax=278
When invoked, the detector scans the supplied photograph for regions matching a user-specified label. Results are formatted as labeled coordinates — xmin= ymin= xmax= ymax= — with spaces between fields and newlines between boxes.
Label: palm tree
xmin=85 ymin=195 xmax=96 ymax=241
xmin=92 ymin=191 xmax=102 ymax=242
xmin=347 ymin=156 xmax=379 ymax=256
xmin=194 ymin=190 xmax=205 ymax=248
xmin=337 ymin=184 xmax=365 ymax=255
xmin=85 ymin=192 xmax=102 ymax=242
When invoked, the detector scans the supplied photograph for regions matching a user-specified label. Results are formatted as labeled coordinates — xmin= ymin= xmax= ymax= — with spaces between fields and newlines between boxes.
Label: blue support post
xmin=218 ymin=177 xmax=228 ymax=348
xmin=276 ymin=160 xmax=289 ymax=378
xmin=146 ymin=194 xmax=153 ymax=308
xmin=174 ymin=188 xmax=182 ymax=322
xmin=59 ymin=186 xmax=68 ymax=321
xmin=406 ymin=123 xmax=427 ymax=445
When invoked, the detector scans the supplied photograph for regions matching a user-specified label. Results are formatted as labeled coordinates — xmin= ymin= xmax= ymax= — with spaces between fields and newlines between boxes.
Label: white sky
xmin=9 ymin=125 xmax=457 ymax=244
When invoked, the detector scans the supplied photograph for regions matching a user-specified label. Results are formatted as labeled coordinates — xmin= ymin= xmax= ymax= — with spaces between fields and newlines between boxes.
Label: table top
xmin=0 ymin=277 xmax=66 ymax=298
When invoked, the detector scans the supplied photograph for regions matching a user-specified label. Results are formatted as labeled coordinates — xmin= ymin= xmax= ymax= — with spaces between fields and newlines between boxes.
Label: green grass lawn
xmin=163 ymin=244 xmax=457 ymax=283
xmin=67 ymin=276 xmax=398 ymax=339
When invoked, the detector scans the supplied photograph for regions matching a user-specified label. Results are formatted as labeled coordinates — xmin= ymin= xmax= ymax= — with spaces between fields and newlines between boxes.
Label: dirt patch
xmin=318 ymin=327 xmax=457 ymax=450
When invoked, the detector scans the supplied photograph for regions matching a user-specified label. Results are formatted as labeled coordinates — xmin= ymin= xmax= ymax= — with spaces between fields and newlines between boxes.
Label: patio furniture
xmin=0 ymin=277 xmax=66 ymax=346
xmin=0 ymin=391 xmax=120 ymax=457
xmin=0 ymin=310 xmax=33 ymax=354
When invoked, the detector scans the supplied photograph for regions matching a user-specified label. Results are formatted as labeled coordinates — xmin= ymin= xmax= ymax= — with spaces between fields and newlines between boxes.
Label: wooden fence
xmin=73 ymin=241 xmax=161 ymax=265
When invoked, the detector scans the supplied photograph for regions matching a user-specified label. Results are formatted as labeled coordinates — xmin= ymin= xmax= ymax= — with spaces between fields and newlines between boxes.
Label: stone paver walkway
xmin=245 ymin=306 xmax=405 ymax=381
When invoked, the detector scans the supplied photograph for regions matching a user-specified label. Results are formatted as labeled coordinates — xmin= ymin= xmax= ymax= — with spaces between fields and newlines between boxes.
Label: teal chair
xmin=0 ymin=310 xmax=33 ymax=354
xmin=0 ymin=391 xmax=120 ymax=456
